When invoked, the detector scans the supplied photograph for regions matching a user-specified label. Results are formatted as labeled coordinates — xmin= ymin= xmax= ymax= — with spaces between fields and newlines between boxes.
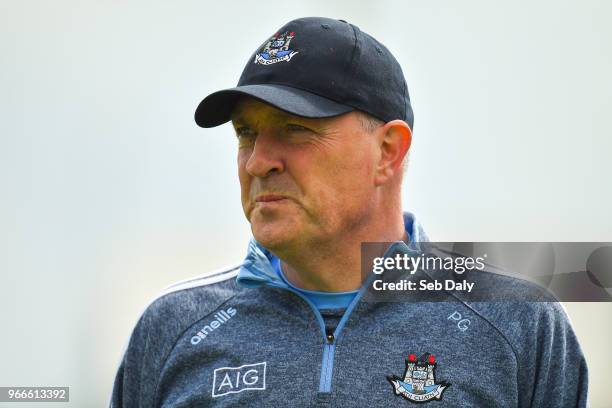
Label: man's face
xmin=232 ymin=97 xmax=380 ymax=255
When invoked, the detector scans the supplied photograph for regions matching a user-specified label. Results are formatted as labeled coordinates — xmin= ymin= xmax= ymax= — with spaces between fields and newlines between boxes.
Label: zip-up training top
xmin=110 ymin=212 xmax=588 ymax=407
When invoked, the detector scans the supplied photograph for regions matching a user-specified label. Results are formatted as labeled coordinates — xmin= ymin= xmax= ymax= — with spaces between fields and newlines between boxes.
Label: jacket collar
xmin=236 ymin=211 xmax=428 ymax=289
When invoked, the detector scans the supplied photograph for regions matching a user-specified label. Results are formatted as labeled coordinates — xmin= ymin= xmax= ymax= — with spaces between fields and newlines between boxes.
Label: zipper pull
xmin=326 ymin=333 xmax=335 ymax=344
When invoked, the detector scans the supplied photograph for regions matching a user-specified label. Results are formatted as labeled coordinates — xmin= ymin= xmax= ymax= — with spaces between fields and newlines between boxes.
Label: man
xmin=111 ymin=17 xmax=588 ymax=407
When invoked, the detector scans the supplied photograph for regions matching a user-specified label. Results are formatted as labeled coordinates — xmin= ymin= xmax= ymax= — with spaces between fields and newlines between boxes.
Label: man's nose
xmin=244 ymin=131 xmax=285 ymax=178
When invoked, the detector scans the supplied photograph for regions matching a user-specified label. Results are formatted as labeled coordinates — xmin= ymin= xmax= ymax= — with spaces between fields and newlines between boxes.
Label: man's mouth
xmin=255 ymin=194 xmax=288 ymax=203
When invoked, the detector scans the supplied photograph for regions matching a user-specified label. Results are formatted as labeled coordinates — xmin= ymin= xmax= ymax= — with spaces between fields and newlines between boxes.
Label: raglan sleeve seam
xmin=448 ymin=298 xmax=522 ymax=395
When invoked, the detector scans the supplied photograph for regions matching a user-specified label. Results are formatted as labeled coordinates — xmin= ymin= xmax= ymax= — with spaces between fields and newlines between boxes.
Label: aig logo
xmin=212 ymin=362 xmax=267 ymax=398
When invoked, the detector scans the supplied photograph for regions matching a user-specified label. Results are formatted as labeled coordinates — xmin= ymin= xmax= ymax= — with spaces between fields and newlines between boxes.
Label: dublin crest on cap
xmin=253 ymin=31 xmax=299 ymax=65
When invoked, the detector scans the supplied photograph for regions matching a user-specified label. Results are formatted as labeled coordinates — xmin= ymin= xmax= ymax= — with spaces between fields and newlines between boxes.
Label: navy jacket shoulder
xmin=110 ymin=265 xmax=244 ymax=408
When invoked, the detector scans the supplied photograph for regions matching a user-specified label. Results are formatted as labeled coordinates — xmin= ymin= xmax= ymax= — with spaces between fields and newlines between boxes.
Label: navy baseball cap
xmin=194 ymin=17 xmax=414 ymax=130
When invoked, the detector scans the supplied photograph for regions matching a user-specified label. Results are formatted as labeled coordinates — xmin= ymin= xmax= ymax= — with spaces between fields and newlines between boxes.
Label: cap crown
xmin=238 ymin=17 xmax=413 ymax=128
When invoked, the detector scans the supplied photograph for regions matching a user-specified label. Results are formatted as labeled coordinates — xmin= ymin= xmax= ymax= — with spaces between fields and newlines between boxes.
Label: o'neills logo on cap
xmin=191 ymin=307 xmax=237 ymax=345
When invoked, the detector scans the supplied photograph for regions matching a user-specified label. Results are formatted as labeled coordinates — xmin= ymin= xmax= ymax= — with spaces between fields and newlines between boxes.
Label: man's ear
xmin=374 ymin=120 xmax=412 ymax=186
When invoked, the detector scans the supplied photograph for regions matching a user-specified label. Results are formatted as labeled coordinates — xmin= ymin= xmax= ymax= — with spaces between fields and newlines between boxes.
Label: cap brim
xmin=194 ymin=84 xmax=354 ymax=128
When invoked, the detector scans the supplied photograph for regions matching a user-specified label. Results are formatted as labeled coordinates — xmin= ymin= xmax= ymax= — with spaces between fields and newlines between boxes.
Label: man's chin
xmin=250 ymin=222 xmax=297 ymax=251
xmin=248 ymin=206 xmax=306 ymax=248
xmin=252 ymin=231 xmax=290 ymax=250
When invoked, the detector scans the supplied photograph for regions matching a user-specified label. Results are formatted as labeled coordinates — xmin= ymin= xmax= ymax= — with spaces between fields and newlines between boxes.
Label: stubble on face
xmin=233 ymin=98 xmax=379 ymax=255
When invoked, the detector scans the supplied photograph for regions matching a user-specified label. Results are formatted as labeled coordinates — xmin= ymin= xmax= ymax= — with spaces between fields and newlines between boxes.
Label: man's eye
xmin=286 ymin=124 xmax=311 ymax=133
xmin=235 ymin=127 xmax=255 ymax=137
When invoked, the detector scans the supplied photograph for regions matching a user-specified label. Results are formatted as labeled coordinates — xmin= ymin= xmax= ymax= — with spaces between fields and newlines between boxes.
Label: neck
xmin=278 ymin=210 xmax=407 ymax=292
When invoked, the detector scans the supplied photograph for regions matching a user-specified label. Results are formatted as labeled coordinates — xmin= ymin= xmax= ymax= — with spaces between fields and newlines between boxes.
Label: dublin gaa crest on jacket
xmin=387 ymin=353 xmax=450 ymax=403
xmin=254 ymin=31 xmax=298 ymax=65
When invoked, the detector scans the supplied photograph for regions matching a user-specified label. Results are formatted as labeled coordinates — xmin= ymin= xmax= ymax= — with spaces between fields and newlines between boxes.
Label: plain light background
xmin=1 ymin=0 xmax=611 ymax=406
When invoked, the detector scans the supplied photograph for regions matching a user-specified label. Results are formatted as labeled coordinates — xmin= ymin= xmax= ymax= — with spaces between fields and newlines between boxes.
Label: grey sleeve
xmin=110 ymin=309 xmax=162 ymax=408
xmin=519 ymin=302 xmax=589 ymax=408
xmin=110 ymin=356 xmax=127 ymax=407
xmin=109 ymin=318 xmax=148 ymax=408
xmin=108 ymin=286 xmax=228 ymax=407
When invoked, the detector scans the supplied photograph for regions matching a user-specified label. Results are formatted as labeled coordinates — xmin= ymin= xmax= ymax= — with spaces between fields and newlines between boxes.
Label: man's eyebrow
xmin=230 ymin=111 xmax=298 ymax=126
xmin=230 ymin=107 xmax=326 ymax=129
